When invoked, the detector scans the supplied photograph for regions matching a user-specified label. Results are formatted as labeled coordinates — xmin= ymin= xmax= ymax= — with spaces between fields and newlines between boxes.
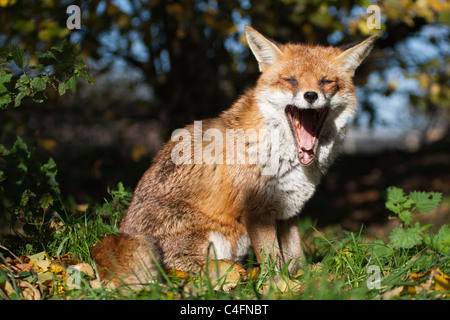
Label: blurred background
xmin=1 ymin=0 xmax=449 ymax=235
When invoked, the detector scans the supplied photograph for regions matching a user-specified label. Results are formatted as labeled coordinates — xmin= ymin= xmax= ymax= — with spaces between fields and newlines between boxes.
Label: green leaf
xmin=16 ymin=74 xmax=30 ymax=87
xmin=0 ymin=83 xmax=8 ymax=94
xmin=398 ymin=210 xmax=412 ymax=225
xmin=19 ymin=190 xmax=31 ymax=207
xmin=370 ymin=239 xmax=394 ymax=259
xmin=389 ymin=223 xmax=423 ymax=249
xmin=39 ymin=193 xmax=53 ymax=211
xmin=424 ymin=224 xmax=450 ymax=255
xmin=65 ymin=75 xmax=76 ymax=93
xmin=0 ymin=92 xmax=12 ymax=107
xmin=9 ymin=45 xmax=27 ymax=69
xmin=58 ymin=81 xmax=66 ymax=96
xmin=386 ymin=186 xmax=407 ymax=204
xmin=30 ymin=76 xmax=48 ymax=91
xmin=11 ymin=136 xmax=30 ymax=159
xmin=385 ymin=186 xmax=407 ymax=214
xmin=41 ymin=157 xmax=59 ymax=188
xmin=14 ymin=87 xmax=30 ymax=107
xmin=0 ymin=72 xmax=13 ymax=85
xmin=78 ymin=70 xmax=93 ymax=85
xmin=408 ymin=191 xmax=442 ymax=213
xmin=385 ymin=201 xmax=400 ymax=214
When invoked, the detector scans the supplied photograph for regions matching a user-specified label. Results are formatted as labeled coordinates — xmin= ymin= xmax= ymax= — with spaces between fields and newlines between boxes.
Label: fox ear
xmin=336 ymin=34 xmax=378 ymax=76
xmin=245 ymin=25 xmax=283 ymax=72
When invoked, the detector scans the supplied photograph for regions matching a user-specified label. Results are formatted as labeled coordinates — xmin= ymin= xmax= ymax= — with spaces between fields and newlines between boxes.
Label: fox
xmin=91 ymin=25 xmax=377 ymax=287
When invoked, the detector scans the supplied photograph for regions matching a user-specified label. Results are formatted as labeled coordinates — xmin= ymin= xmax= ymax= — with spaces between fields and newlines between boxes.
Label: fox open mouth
xmin=285 ymin=105 xmax=328 ymax=166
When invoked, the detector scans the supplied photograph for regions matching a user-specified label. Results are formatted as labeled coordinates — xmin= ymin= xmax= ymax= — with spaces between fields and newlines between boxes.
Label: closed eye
xmin=283 ymin=78 xmax=298 ymax=86
xmin=319 ymin=78 xmax=334 ymax=86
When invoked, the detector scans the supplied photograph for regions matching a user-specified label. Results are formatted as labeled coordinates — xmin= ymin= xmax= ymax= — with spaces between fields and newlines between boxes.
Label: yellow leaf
xmin=435 ymin=268 xmax=450 ymax=292
xmin=410 ymin=269 xmax=430 ymax=279
xmin=244 ymin=267 xmax=260 ymax=281
xmin=201 ymin=259 xmax=246 ymax=292
xmin=28 ymin=251 xmax=51 ymax=272
xmin=49 ymin=263 xmax=65 ymax=275
xmin=167 ymin=269 xmax=190 ymax=280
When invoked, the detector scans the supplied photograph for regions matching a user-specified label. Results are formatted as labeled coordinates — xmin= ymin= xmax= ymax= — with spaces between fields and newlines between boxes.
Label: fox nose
xmin=304 ymin=91 xmax=318 ymax=104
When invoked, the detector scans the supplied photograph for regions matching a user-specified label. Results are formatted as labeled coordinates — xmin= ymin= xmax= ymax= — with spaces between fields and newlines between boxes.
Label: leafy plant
xmin=0 ymin=137 xmax=61 ymax=241
xmin=385 ymin=186 xmax=443 ymax=250
xmin=0 ymin=41 xmax=92 ymax=109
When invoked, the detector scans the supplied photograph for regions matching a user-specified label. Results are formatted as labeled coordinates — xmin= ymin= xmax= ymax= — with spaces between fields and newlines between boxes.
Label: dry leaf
xmin=167 ymin=269 xmax=190 ymax=280
xmin=89 ymin=279 xmax=101 ymax=289
xmin=71 ymin=262 xmax=95 ymax=277
xmin=0 ymin=280 xmax=17 ymax=299
xmin=49 ymin=263 xmax=65 ymax=275
xmin=434 ymin=268 xmax=450 ymax=293
xmin=28 ymin=251 xmax=51 ymax=272
xmin=382 ymin=286 xmax=405 ymax=299
xmin=201 ymin=259 xmax=246 ymax=292
xmin=18 ymin=280 xmax=41 ymax=300
xmin=389 ymin=267 xmax=450 ymax=299
xmin=244 ymin=267 xmax=260 ymax=281
xmin=264 ymin=274 xmax=302 ymax=295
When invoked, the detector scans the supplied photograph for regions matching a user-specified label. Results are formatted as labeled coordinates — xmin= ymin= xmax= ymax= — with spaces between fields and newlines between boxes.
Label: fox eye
xmin=319 ymin=78 xmax=334 ymax=86
xmin=283 ymin=78 xmax=298 ymax=86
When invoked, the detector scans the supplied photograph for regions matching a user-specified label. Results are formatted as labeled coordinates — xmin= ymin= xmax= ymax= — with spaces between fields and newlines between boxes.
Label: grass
xmin=0 ymin=184 xmax=449 ymax=300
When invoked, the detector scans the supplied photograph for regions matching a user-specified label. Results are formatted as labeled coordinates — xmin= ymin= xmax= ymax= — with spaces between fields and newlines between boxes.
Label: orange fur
xmin=91 ymin=26 xmax=377 ymax=286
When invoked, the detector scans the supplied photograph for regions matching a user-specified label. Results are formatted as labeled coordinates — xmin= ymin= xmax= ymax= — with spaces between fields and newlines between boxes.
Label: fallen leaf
xmin=18 ymin=280 xmax=41 ymax=300
xmin=89 ymin=279 xmax=101 ymax=289
xmin=167 ymin=269 xmax=190 ymax=281
xmin=201 ymin=259 xmax=246 ymax=292
xmin=404 ymin=267 xmax=450 ymax=298
xmin=71 ymin=262 xmax=95 ymax=277
xmin=0 ymin=280 xmax=18 ymax=299
xmin=28 ymin=251 xmax=51 ymax=272
xmin=434 ymin=268 xmax=450 ymax=292
xmin=382 ymin=286 xmax=405 ymax=299
xmin=7 ymin=262 xmax=34 ymax=273
xmin=244 ymin=267 xmax=260 ymax=281
xmin=49 ymin=263 xmax=65 ymax=275
xmin=265 ymin=274 xmax=302 ymax=294
xmin=292 ymin=269 xmax=304 ymax=278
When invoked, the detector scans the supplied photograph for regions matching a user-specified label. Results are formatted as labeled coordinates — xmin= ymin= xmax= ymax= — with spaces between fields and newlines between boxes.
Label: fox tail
xmin=90 ymin=233 xmax=162 ymax=288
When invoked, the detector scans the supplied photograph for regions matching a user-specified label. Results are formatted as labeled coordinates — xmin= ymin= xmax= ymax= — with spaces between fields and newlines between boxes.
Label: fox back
xmin=91 ymin=26 xmax=377 ymax=287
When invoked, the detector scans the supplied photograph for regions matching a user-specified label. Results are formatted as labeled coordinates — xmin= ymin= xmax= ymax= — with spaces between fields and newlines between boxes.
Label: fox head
xmin=245 ymin=26 xmax=377 ymax=166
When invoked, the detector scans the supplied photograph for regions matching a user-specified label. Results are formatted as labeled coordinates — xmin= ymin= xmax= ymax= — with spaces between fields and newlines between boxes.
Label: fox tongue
xmin=299 ymin=111 xmax=315 ymax=151
xmin=298 ymin=110 xmax=316 ymax=164
xmin=286 ymin=106 xmax=328 ymax=166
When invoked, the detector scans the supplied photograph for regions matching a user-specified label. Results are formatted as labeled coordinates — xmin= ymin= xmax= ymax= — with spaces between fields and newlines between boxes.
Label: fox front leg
xmin=245 ymin=216 xmax=283 ymax=272
xmin=277 ymin=216 xmax=305 ymax=275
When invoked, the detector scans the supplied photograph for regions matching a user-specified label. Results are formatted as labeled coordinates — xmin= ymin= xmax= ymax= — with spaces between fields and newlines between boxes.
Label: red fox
xmin=91 ymin=26 xmax=377 ymax=287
